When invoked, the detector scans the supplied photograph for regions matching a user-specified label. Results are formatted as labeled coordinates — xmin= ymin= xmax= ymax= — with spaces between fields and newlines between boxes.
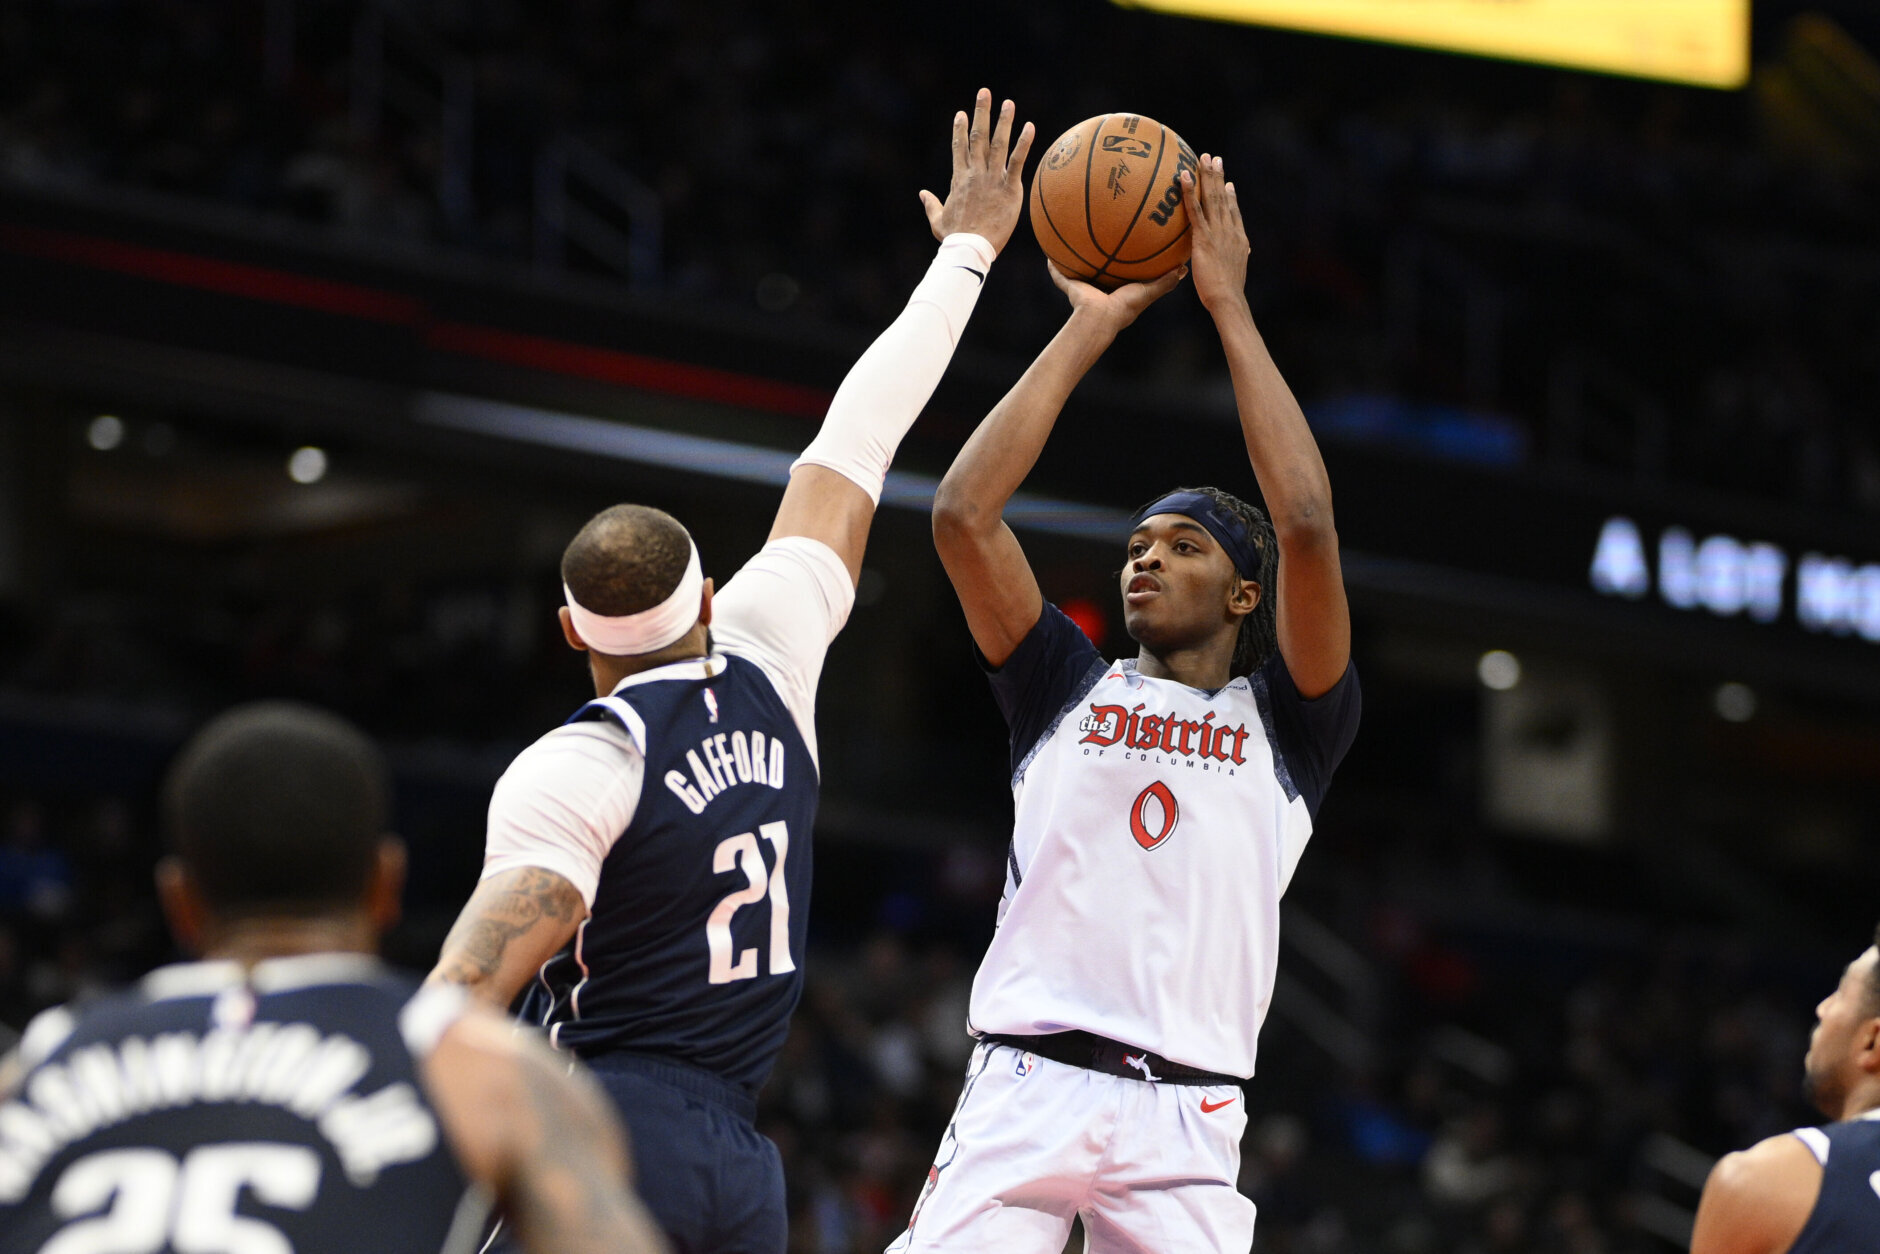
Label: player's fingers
xmin=989 ymin=98 xmax=1015 ymax=168
xmin=968 ymin=88 xmax=992 ymax=164
xmin=1137 ymin=265 xmax=1188 ymax=304
xmin=950 ymin=110 xmax=967 ymax=168
xmin=1223 ymin=179 xmax=1244 ymax=226
xmin=1045 ymin=258 xmax=1076 ymax=295
xmin=1005 ymin=120 xmax=1036 ymax=181
xmin=919 ymin=189 xmax=941 ymax=223
xmin=1181 ymin=167 xmax=1205 ymax=226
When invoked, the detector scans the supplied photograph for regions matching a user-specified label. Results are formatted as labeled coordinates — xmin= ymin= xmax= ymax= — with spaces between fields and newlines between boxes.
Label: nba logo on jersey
xmin=1014 ymin=1051 xmax=1035 ymax=1077
xmin=703 ymin=689 xmax=720 ymax=723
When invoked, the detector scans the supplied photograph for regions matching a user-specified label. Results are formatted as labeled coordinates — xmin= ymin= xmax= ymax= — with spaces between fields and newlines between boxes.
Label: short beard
xmin=1802 ymin=1059 xmax=1841 ymax=1120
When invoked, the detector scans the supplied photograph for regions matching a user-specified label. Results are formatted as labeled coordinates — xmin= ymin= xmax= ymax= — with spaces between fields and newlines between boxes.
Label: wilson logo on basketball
xmin=1147 ymin=144 xmax=1199 ymax=228
xmin=1130 ymin=781 xmax=1180 ymax=851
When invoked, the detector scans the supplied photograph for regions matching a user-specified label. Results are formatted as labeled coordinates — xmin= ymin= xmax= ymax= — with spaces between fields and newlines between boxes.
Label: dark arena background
xmin=3 ymin=2 xmax=1880 ymax=1250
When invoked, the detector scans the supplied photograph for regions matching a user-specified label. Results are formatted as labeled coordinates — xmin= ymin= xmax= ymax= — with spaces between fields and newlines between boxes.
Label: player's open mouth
xmin=1125 ymin=574 xmax=1161 ymax=604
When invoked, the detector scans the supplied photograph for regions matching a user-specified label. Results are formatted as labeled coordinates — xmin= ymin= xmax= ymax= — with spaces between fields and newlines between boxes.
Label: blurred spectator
xmin=0 ymin=801 xmax=72 ymax=918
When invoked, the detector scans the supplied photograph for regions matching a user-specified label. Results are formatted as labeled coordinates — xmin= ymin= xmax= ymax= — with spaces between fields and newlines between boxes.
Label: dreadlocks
xmin=1131 ymin=484 xmax=1279 ymax=677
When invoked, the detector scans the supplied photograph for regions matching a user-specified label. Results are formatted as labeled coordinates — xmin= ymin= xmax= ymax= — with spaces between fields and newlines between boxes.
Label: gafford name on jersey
xmin=662 ymin=723 xmax=790 ymax=815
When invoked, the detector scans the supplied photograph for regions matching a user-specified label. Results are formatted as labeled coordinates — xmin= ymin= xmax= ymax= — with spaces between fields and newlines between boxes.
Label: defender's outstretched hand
xmin=1181 ymin=154 xmax=1251 ymax=313
xmin=921 ymin=89 xmax=1034 ymax=254
xmin=1047 ymin=259 xmax=1187 ymax=334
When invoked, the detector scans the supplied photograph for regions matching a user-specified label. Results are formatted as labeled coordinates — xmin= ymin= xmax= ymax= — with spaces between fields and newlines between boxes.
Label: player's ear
xmin=367 ymin=838 xmax=407 ymax=937
xmin=154 ymin=856 xmax=207 ymax=956
xmin=698 ymin=577 xmax=715 ymax=628
xmin=1227 ymin=576 xmax=1260 ymax=620
xmin=1856 ymin=1016 xmax=1880 ymax=1077
xmin=558 ymin=606 xmax=590 ymax=652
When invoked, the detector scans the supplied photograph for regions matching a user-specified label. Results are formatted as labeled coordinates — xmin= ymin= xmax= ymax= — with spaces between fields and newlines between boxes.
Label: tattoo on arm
xmin=432 ymin=867 xmax=584 ymax=996
xmin=506 ymin=1047 xmax=668 ymax=1254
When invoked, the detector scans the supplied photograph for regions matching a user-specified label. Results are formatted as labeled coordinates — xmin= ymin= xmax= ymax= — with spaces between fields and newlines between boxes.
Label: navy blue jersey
xmin=0 ymin=956 xmax=480 ymax=1254
xmin=524 ymin=653 xmax=818 ymax=1097
xmin=1790 ymin=1113 xmax=1880 ymax=1254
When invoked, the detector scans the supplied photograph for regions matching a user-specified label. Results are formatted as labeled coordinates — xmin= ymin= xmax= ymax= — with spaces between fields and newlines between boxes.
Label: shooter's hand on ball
xmin=1181 ymin=154 xmax=1251 ymax=314
xmin=921 ymin=89 xmax=1034 ymax=253
xmin=1047 ymin=259 xmax=1187 ymax=337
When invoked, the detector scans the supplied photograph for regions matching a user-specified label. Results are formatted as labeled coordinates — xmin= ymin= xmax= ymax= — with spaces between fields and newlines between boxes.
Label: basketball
xmin=1029 ymin=113 xmax=1198 ymax=288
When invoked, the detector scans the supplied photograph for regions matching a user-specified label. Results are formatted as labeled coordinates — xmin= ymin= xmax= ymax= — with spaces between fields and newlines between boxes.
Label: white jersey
xmin=967 ymin=603 xmax=1360 ymax=1080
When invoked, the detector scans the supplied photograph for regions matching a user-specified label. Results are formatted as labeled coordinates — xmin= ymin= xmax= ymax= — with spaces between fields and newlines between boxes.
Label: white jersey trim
xmin=138 ymin=955 xmax=391 ymax=1002
xmin=16 ymin=1005 xmax=77 ymax=1069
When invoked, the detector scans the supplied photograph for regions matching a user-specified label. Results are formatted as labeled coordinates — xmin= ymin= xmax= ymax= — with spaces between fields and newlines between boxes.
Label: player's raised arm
xmin=933 ymin=261 xmax=1186 ymax=667
xmin=424 ymin=1008 xmax=670 ymax=1254
xmin=770 ymin=89 xmax=1034 ymax=586
xmin=1183 ymin=154 xmax=1350 ymax=698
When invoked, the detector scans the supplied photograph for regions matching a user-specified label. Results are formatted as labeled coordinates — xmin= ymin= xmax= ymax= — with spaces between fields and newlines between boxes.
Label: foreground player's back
xmin=1 ymin=956 xmax=479 ymax=1254
xmin=0 ymin=700 xmax=667 ymax=1254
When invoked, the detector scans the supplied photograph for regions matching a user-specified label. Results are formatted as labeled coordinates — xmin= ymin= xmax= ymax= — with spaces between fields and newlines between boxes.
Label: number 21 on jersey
xmin=706 ymin=820 xmax=794 ymax=984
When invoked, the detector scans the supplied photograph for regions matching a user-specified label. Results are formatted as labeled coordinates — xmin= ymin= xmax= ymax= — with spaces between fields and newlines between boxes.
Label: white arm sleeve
xmin=791 ymin=232 xmax=995 ymax=502
xmin=481 ymin=722 xmax=645 ymax=907
xmin=713 ymin=535 xmax=855 ymax=765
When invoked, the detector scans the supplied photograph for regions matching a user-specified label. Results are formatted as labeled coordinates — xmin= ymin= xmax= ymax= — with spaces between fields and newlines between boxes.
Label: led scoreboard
xmin=1317 ymin=445 xmax=1880 ymax=688
xmin=1112 ymin=0 xmax=1751 ymax=88
xmin=1589 ymin=517 xmax=1880 ymax=645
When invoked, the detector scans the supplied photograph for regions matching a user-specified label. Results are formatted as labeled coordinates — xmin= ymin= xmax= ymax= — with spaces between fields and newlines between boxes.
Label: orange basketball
xmin=1028 ymin=113 xmax=1197 ymax=289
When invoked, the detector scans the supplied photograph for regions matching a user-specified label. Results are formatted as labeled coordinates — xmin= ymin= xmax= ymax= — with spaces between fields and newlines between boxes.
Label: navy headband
xmin=1128 ymin=491 xmax=1264 ymax=579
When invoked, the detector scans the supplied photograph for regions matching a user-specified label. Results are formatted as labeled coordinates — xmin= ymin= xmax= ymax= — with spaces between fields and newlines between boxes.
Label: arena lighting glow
xmin=1713 ymin=682 xmax=1756 ymax=723
xmin=1477 ymin=649 xmax=1521 ymax=691
xmin=1590 ymin=516 xmax=1880 ymax=643
xmin=287 ymin=446 xmax=329 ymax=484
xmin=87 ymin=415 xmax=124 ymax=451
xmin=1113 ymin=0 xmax=1751 ymax=88
xmin=414 ymin=394 xmax=1132 ymax=542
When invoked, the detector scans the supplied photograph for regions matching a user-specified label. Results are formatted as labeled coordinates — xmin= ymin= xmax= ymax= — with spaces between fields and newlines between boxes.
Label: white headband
xmin=564 ymin=543 xmax=704 ymax=656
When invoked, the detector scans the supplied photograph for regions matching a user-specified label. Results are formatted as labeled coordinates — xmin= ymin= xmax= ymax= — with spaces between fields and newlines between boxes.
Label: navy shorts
xmin=587 ymin=1052 xmax=786 ymax=1254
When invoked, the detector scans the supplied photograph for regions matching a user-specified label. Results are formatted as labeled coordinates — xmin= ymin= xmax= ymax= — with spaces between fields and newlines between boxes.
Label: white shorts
xmin=886 ymin=1041 xmax=1255 ymax=1254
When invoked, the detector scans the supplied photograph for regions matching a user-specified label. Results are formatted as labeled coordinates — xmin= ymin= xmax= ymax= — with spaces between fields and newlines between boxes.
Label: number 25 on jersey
xmin=41 ymin=1143 xmax=318 ymax=1254
xmin=707 ymin=820 xmax=794 ymax=985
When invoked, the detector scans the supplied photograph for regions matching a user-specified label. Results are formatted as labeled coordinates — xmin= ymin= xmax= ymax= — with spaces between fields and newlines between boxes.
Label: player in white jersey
xmin=894 ymin=154 xmax=1359 ymax=1252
